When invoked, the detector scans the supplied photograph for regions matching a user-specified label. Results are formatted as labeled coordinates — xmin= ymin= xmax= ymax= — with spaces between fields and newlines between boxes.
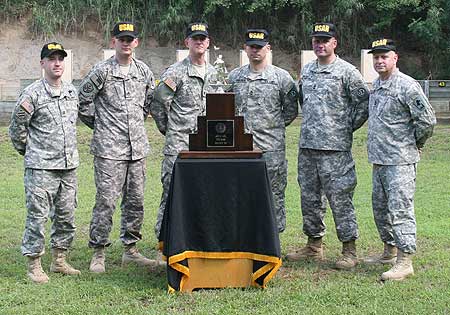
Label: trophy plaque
xmin=179 ymin=93 xmax=262 ymax=158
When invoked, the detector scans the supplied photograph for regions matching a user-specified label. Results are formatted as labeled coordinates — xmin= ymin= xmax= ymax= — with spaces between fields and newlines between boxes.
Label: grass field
xmin=0 ymin=119 xmax=449 ymax=315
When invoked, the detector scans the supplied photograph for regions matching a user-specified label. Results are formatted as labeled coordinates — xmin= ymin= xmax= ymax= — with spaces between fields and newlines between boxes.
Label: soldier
xmin=286 ymin=23 xmax=369 ymax=269
xmin=364 ymin=39 xmax=436 ymax=281
xmin=227 ymin=29 xmax=299 ymax=232
xmin=150 ymin=22 xmax=218 ymax=239
xmin=78 ymin=21 xmax=157 ymax=273
xmin=9 ymin=42 xmax=81 ymax=283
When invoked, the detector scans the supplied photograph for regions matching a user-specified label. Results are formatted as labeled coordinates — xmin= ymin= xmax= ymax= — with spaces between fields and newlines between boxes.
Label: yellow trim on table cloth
xmin=167 ymin=250 xmax=282 ymax=292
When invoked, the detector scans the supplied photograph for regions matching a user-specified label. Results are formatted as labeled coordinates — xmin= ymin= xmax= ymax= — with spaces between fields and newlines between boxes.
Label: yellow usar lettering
xmin=48 ymin=44 xmax=62 ymax=50
xmin=119 ymin=24 xmax=134 ymax=32
xmin=249 ymin=32 xmax=264 ymax=39
xmin=372 ymin=39 xmax=387 ymax=48
xmin=191 ymin=24 xmax=206 ymax=31
xmin=315 ymin=25 xmax=330 ymax=32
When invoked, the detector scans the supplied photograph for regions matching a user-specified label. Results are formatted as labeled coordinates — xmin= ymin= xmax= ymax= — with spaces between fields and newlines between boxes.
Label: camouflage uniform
xmin=298 ymin=56 xmax=369 ymax=242
xmin=78 ymin=56 xmax=154 ymax=248
xmin=150 ymin=57 xmax=218 ymax=238
xmin=228 ymin=64 xmax=299 ymax=232
xmin=368 ymin=69 xmax=436 ymax=254
xmin=9 ymin=79 xmax=79 ymax=257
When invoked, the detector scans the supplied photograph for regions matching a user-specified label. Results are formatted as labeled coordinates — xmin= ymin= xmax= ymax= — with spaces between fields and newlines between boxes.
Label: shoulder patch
xmin=356 ymin=87 xmax=368 ymax=97
xmin=414 ymin=98 xmax=425 ymax=111
xmin=287 ymin=87 xmax=299 ymax=99
xmin=164 ymin=78 xmax=177 ymax=92
xmin=82 ymin=82 xmax=95 ymax=94
xmin=20 ymin=99 xmax=33 ymax=114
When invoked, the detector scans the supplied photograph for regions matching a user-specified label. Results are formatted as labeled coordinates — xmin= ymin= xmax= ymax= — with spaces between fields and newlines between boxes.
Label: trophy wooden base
xmin=179 ymin=150 xmax=262 ymax=159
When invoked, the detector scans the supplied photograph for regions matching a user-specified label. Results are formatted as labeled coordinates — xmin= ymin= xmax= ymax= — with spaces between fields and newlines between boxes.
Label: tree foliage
xmin=1 ymin=0 xmax=449 ymax=77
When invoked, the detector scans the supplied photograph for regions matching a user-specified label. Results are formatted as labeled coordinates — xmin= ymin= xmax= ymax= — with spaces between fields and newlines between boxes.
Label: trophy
xmin=212 ymin=48 xmax=231 ymax=92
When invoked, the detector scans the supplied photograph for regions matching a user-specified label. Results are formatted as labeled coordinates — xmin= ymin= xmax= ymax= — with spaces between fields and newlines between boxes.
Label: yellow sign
xmin=249 ymin=32 xmax=265 ymax=39
xmin=438 ymin=81 xmax=446 ymax=87
xmin=315 ymin=25 xmax=330 ymax=32
xmin=119 ymin=23 xmax=134 ymax=32
xmin=48 ymin=44 xmax=63 ymax=50
xmin=372 ymin=39 xmax=387 ymax=48
xmin=191 ymin=24 xmax=206 ymax=32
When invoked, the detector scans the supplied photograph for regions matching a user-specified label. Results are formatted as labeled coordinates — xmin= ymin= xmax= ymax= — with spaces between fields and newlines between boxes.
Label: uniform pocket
xmin=378 ymin=96 xmax=410 ymax=124
xmin=34 ymin=101 xmax=59 ymax=126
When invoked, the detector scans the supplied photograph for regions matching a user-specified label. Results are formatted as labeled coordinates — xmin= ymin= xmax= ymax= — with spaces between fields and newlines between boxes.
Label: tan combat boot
xmin=153 ymin=251 xmax=166 ymax=268
xmin=380 ymin=250 xmax=414 ymax=281
xmin=364 ymin=243 xmax=397 ymax=265
xmin=285 ymin=237 xmax=324 ymax=262
xmin=122 ymin=244 xmax=164 ymax=268
xmin=335 ymin=240 xmax=358 ymax=270
xmin=90 ymin=247 xmax=106 ymax=273
xmin=27 ymin=256 xmax=49 ymax=284
xmin=50 ymin=248 xmax=81 ymax=275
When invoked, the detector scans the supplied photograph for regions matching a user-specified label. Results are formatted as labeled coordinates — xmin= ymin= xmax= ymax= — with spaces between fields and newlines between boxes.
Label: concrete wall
xmin=0 ymin=101 xmax=15 ymax=123
xmin=1 ymin=50 xmax=449 ymax=124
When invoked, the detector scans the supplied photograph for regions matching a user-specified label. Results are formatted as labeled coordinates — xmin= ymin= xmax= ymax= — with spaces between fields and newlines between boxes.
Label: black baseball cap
xmin=40 ymin=42 xmax=67 ymax=60
xmin=311 ymin=23 xmax=337 ymax=38
xmin=186 ymin=23 xmax=209 ymax=38
xmin=368 ymin=38 xmax=397 ymax=54
xmin=112 ymin=21 xmax=138 ymax=38
xmin=245 ymin=29 xmax=269 ymax=47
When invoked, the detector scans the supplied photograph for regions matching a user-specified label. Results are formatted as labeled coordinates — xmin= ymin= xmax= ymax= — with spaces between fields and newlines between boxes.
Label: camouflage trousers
xmin=297 ymin=149 xmax=359 ymax=242
xmin=372 ymin=164 xmax=417 ymax=254
xmin=22 ymin=168 xmax=77 ymax=257
xmin=263 ymin=151 xmax=288 ymax=233
xmin=154 ymin=155 xmax=177 ymax=238
xmin=89 ymin=156 xmax=147 ymax=248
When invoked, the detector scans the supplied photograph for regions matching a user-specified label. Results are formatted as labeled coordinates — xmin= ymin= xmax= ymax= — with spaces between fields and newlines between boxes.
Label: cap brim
xmin=115 ymin=32 xmax=138 ymax=38
xmin=43 ymin=50 xmax=68 ymax=59
xmin=245 ymin=40 xmax=268 ymax=47
xmin=310 ymin=33 xmax=334 ymax=38
xmin=368 ymin=48 xmax=395 ymax=54
xmin=188 ymin=31 xmax=208 ymax=38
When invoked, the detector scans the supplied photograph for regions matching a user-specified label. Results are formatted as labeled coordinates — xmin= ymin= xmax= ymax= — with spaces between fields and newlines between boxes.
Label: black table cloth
xmin=159 ymin=157 xmax=281 ymax=292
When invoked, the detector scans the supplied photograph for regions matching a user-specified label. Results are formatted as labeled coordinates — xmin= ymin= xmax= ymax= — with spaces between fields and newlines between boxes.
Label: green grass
xmin=0 ymin=120 xmax=449 ymax=315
